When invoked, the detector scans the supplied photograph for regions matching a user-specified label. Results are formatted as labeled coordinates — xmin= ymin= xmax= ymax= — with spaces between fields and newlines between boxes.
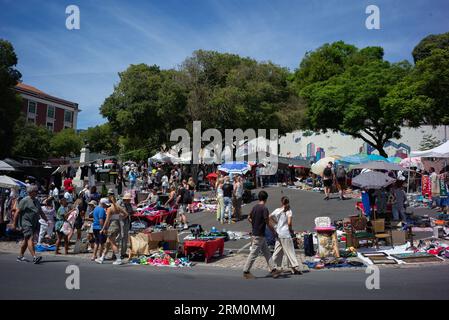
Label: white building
xmin=279 ymin=126 xmax=448 ymax=159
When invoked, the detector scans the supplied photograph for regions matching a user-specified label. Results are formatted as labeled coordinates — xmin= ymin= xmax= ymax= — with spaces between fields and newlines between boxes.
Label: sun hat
xmin=99 ymin=198 xmax=111 ymax=206
xmin=88 ymin=200 xmax=97 ymax=206
xmin=107 ymin=188 xmax=115 ymax=195
xmin=122 ymin=193 xmax=132 ymax=200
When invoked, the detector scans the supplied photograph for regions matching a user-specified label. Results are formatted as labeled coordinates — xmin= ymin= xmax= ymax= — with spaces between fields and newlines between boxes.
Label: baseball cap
xmin=99 ymin=198 xmax=111 ymax=206
xmin=107 ymin=188 xmax=115 ymax=195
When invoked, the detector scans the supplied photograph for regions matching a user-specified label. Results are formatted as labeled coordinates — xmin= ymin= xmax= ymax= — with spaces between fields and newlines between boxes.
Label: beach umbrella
xmin=0 ymin=160 xmax=15 ymax=171
xmin=367 ymin=154 xmax=388 ymax=162
xmin=0 ymin=175 xmax=27 ymax=189
xmin=350 ymin=161 xmax=409 ymax=171
xmin=387 ymin=157 xmax=402 ymax=164
xmin=351 ymin=171 xmax=396 ymax=189
xmin=399 ymin=157 xmax=423 ymax=169
xmin=218 ymin=162 xmax=251 ymax=175
xmin=311 ymin=156 xmax=341 ymax=175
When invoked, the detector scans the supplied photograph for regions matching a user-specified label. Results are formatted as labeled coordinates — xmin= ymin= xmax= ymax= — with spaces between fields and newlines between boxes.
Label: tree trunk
xmin=375 ymin=145 xmax=388 ymax=158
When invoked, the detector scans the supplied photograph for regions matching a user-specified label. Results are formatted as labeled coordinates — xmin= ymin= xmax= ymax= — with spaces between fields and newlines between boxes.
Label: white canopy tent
xmin=410 ymin=140 xmax=449 ymax=158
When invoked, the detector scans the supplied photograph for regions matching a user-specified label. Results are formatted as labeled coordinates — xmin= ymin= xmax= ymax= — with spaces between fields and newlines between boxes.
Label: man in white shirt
xmin=269 ymin=197 xmax=303 ymax=275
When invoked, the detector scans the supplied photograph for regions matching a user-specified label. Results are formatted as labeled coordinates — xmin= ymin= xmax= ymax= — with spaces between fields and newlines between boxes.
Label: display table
xmin=183 ymin=238 xmax=225 ymax=263
xmin=133 ymin=210 xmax=177 ymax=225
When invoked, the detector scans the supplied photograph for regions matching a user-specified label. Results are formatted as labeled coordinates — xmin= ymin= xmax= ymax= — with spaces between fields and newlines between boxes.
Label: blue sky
xmin=1 ymin=0 xmax=448 ymax=129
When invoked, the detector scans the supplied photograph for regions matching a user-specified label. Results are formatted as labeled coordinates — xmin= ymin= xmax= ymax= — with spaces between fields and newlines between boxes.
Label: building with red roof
xmin=14 ymin=82 xmax=80 ymax=132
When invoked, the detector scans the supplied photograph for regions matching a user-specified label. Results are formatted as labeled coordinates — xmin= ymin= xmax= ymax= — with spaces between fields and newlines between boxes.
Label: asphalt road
xmin=1 ymin=251 xmax=448 ymax=300
xmin=187 ymin=187 xmax=434 ymax=250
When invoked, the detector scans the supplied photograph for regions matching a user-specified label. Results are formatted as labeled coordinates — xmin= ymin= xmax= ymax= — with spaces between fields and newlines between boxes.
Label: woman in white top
xmin=269 ymin=197 xmax=303 ymax=275
xmin=161 ymin=175 xmax=169 ymax=194
xmin=38 ymin=198 xmax=56 ymax=244
xmin=215 ymin=178 xmax=224 ymax=223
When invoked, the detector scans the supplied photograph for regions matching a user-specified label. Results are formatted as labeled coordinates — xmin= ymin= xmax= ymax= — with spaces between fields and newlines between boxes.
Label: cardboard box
xmin=391 ymin=230 xmax=407 ymax=245
xmin=147 ymin=232 xmax=164 ymax=242
xmin=148 ymin=241 xmax=160 ymax=250
xmin=163 ymin=230 xmax=179 ymax=241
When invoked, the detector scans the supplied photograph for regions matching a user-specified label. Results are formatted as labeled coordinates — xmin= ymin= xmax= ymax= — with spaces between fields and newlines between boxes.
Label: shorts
xmin=20 ymin=216 xmax=39 ymax=238
xmin=337 ymin=178 xmax=346 ymax=189
xmin=74 ymin=216 xmax=83 ymax=229
xmin=107 ymin=221 xmax=120 ymax=238
xmin=179 ymin=204 xmax=188 ymax=214
xmin=323 ymin=179 xmax=333 ymax=188
xmin=22 ymin=224 xmax=39 ymax=238
xmin=93 ymin=229 xmax=107 ymax=245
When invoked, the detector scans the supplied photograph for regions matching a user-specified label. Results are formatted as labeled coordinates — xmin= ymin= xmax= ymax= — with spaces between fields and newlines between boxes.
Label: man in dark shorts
xmin=92 ymin=198 xmax=109 ymax=262
xmin=13 ymin=185 xmax=48 ymax=264
xmin=336 ymin=165 xmax=347 ymax=200
xmin=243 ymin=190 xmax=280 ymax=279
xmin=322 ymin=162 xmax=334 ymax=200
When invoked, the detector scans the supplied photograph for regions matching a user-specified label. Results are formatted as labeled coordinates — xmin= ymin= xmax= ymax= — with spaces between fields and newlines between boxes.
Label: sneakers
xmin=243 ymin=272 xmax=255 ymax=279
xmin=183 ymin=224 xmax=189 ymax=230
xmin=16 ymin=256 xmax=27 ymax=262
xmin=95 ymin=258 xmax=104 ymax=264
xmin=113 ymin=259 xmax=123 ymax=265
xmin=33 ymin=256 xmax=42 ymax=264
xmin=292 ymin=268 xmax=303 ymax=275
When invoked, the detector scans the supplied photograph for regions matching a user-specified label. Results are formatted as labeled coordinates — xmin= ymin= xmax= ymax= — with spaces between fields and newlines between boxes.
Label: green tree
xmin=387 ymin=32 xmax=449 ymax=126
xmin=12 ymin=117 xmax=53 ymax=159
xmin=50 ymin=128 xmax=83 ymax=157
xmin=180 ymin=50 xmax=304 ymax=134
xmin=80 ymin=123 xmax=119 ymax=155
xmin=100 ymin=64 xmax=187 ymax=158
xmin=419 ymin=134 xmax=441 ymax=151
xmin=412 ymin=32 xmax=449 ymax=63
xmin=0 ymin=39 xmax=22 ymax=158
xmin=294 ymin=41 xmax=412 ymax=157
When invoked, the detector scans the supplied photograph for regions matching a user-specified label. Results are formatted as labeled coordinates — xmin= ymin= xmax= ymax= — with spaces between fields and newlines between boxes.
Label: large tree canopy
xmin=0 ymin=39 xmax=22 ymax=158
xmin=12 ymin=117 xmax=53 ymax=160
xmin=80 ymin=123 xmax=119 ymax=155
xmin=50 ymin=128 xmax=83 ymax=158
xmin=180 ymin=50 xmax=303 ymax=134
xmin=412 ymin=32 xmax=449 ymax=63
xmin=390 ymin=32 xmax=449 ymax=126
xmin=101 ymin=51 xmax=304 ymax=159
xmin=100 ymin=64 xmax=187 ymax=157
xmin=294 ymin=41 xmax=412 ymax=157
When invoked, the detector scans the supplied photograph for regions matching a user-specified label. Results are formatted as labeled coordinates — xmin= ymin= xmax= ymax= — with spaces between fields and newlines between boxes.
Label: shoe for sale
xmin=183 ymin=224 xmax=189 ymax=230
xmin=16 ymin=256 xmax=27 ymax=262
xmin=95 ymin=258 xmax=104 ymax=264
xmin=33 ymin=256 xmax=42 ymax=264
xmin=243 ymin=272 xmax=255 ymax=279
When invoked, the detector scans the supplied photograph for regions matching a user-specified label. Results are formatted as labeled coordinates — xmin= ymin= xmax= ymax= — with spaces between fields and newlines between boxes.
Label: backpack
xmin=336 ymin=167 xmax=346 ymax=179
xmin=323 ymin=167 xmax=332 ymax=178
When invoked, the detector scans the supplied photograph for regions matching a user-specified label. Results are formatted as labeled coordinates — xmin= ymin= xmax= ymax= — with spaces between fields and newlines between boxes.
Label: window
xmin=28 ymin=101 xmax=36 ymax=115
xmin=47 ymin=106 xmax=55 ymax=119
xmin=64 ymin=110 xmax=73 ymax=123
xmin=46 ymin=122 xmax=54 ymax=132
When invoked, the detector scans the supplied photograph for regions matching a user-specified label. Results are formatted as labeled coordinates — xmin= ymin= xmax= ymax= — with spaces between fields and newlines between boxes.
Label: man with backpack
xmin=322 ymin=162 xmax=334 ymax=200
xmin=336 ymin=165 xmax=347 ymax=200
